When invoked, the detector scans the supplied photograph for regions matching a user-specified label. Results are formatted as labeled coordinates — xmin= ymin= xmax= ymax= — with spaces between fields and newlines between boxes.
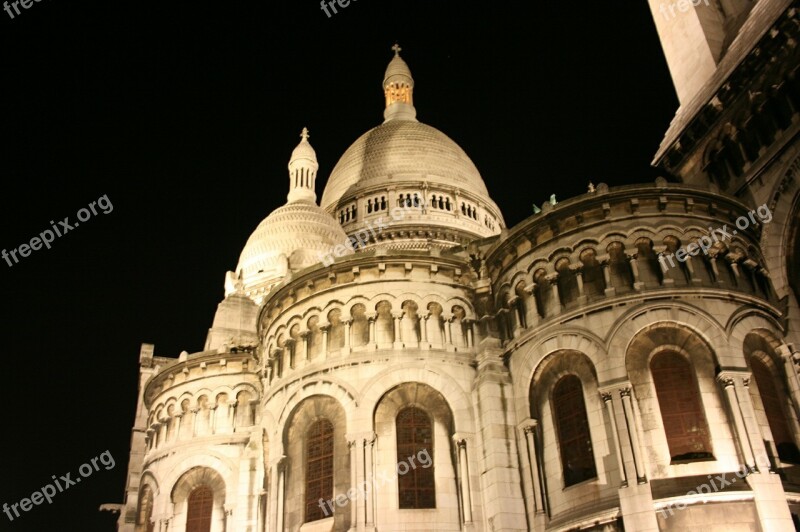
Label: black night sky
xmin=0 ymin=1 xmax=678 ymax=530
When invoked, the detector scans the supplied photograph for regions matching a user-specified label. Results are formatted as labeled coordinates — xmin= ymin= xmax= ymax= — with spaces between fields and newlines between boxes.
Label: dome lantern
xmin=383 ymin=44 xmax=417 ymax=122
xmin=286 ymin=127 xmax=319 ymax=204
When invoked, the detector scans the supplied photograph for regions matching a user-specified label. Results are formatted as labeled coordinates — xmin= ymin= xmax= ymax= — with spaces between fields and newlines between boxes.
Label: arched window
xmin=186 ymin=485 xmax=213 ymax=532
xmin=305 ymin=419 xmax=334 ymax=522
xmin=135 ymin=484 xmax=154 ymax=532
xmin=396 ymin=407 xmax=435 ymax=508
xmin=751 ymin=358 xmax=800 ymax=463
xmin=553 ymin=375 xmax=597 ymax=486
xmin=651 ymin=351 xmax=713 ymax=461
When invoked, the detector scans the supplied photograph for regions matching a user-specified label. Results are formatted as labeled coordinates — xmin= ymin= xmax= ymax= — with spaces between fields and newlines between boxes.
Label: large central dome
xmin=320 ymin=120 xmax=491 ymax=211
xmin=320 ymin=45 xmax=504 ymax=250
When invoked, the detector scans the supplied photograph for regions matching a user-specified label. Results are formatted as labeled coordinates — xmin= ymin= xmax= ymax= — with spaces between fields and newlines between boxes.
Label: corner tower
xmin=647 ymin=0 xmax=756 ymax=104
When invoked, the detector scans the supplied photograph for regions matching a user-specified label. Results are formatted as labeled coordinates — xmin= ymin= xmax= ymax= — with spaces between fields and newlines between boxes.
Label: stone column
xmin=718 ymin=373 xmax=756 ymax=470
xmin=320 ymin=323 xmax=330 ymax=361
xmin=393 ymin=312 xmax=403 ymax=349
xmin=387 ymin=186 xmax=397 ymax=213
xmin=757 ymin=268 xmax=777 ymax=301
xmin=300 ymin=331 xmax=310 ymax=361
xmin=453 ymin=435 xmax=473 ymax=525
xmin=572 ymin=264 xmax=588 ymax=304
xmin=226 ymin=399 xmax=236 ymax=432
xmin=743 ymin=259 xmax=760 ymax=292
xmin=546 ymin=272 xmax=562 ymax=313
xmin=601 ymin=392 xmax=628 ymax=487
xmin=365 ymin=433 xmax=376 ymax=530
xmin=277 ymin=460 xmax=286 ymax=532
xmin=465 ymin=319 xmax=474 ymax=348
xmin=627 ymin=253 xmax=643 ymax=290
xmin=620 ymin=387 xmax=646 ymax=483
xmin=443 ymin=314 xmax=454 ymax=349
xmin=256 ymin=489 xmax=267 ymax=532
xmin=158 ymin=418 xmax=168 ymax=446
xmin=269 ymin=456 xmax=286 ymax=532
xmin=284 ymin=339 xmax=296 ymax=370
xmin=209 ymin=405 xmax=218 ymax=435
xmin=598 ymin=255 xmax=615 ymax=297
xmin=739 ymin=376 xmax=774 ymax=471
xmin=728 ymin=256 xmax=743 ymax=285
xmin=271 ymin=348 xmax=281 ymax=378
xmin=708 ymin=253 xmax=724 ymax=286
xmin=601 ymin=386 xmax=659 ymax=532
xmin=684 ymin=256 xmax=702 ymax=285
xmin=366 ymin=312 xmax=377 ymax=350
xmin=523 ymin=284 xmax=540 ymax=327
xmin=223 ymin=506 xmax=234 ymax=530
xmin=343 ymin=319 xmax=352 ymax=354
xmin=173 ymin=413 xmax=183 ymax=443
xmin=420 ymin=313 xmax=429 ymax=350
xmin=191 ymin=408 xmax=200 ymax=437
xmin=507 ymin=296 xmax=525 ymax=337
xmin=348 ymin=438 xmax=358 ymax=528
xmin=717 ymin=373 xmax=796 ymax=531
xmin=519 ymin=420 xmax=545 ymax=515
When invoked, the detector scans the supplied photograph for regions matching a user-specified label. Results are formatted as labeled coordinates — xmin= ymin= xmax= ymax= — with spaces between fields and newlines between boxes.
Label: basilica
xmin=115 ymin=1 xmax=800 ymax=530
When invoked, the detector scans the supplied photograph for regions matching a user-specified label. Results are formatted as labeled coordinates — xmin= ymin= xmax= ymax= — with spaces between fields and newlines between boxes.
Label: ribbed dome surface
xmin=321 ymin=120 xmax=491 ymax=211
xmin=236 ymin=201 xmax=351 ymax=288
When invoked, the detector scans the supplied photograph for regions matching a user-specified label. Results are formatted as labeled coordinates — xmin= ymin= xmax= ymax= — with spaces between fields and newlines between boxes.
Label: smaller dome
xmin=235 ymin=202 xmax=351 ymax=290
xmin=232 ymin=129 xmax=353 ymax=297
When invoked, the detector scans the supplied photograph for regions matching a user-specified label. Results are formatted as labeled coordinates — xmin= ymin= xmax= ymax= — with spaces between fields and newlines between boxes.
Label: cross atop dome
xmin=391 ymin=43 xmax=402 ymax=56
xmin=300 ymin=127 xmax=310 ymax=141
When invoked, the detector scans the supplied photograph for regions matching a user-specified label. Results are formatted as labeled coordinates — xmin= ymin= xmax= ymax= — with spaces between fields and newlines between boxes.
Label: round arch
xmin=359 ymin=364 xmax=474 ymax=433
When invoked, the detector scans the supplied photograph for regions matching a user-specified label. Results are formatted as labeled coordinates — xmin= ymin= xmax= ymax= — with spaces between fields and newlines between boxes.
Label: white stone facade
xmin=116 ymin=7 xmax=800 ymax=530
